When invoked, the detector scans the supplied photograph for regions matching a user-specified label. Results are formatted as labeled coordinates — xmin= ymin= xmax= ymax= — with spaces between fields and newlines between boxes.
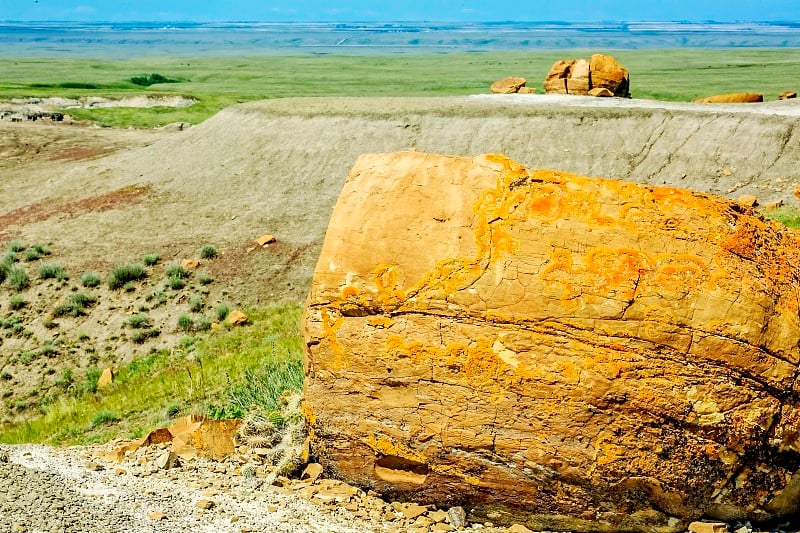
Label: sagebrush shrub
xmin=108 ymin=264 xmax=147 ymax=289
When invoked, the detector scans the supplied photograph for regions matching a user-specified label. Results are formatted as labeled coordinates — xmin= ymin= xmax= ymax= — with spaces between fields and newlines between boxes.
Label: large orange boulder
xmin=544 ymin=54 xmax=630 ymax=97
xmin=490 ymin=77 xmax=527 ymax=94
xmin=693 ymin=93 xmax=764 ymax=104
xmin=303 ymin=151 xmax=800 ymax=532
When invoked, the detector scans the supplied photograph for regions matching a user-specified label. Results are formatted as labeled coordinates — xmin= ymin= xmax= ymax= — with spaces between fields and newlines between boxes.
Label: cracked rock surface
xmin=303 ymin=151 xmax=800 ymax=532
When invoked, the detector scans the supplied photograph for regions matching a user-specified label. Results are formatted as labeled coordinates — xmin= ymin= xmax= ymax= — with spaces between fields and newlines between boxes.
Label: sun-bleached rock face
xmin=302 ymin=151 xmax=800 ymax=533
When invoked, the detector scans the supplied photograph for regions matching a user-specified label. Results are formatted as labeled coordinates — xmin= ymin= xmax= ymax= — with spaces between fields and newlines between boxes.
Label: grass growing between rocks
xmin=0 ymin=303 xmax=304 ymax=445
xmin=764 ymin=206 xmax=800 ymax=230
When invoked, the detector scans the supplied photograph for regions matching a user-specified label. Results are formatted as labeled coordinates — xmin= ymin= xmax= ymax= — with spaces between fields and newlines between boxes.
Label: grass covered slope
xmin=1 ymin=48 xmax=798 ymax=127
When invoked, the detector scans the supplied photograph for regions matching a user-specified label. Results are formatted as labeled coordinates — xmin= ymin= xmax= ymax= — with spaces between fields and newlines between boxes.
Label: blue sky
xmin=3 ymin=0 xmax=798 ymax=22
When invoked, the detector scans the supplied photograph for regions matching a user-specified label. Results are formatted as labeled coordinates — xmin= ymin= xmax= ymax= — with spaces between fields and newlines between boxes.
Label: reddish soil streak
xmin=0 ymin=185 xmax=153 ymax=240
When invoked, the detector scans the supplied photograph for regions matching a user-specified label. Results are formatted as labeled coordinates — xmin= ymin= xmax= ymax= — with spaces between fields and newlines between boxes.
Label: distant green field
xmin=1 ymin=48 xmax=797 ymax=128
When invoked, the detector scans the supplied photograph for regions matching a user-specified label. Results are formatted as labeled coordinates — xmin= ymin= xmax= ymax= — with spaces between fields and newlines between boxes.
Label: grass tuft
xmin=7 ymin=267 xmax=30 ymax=291
xmin=81 ymin=272 xmax=101 ymax=288
xmin=53 ymin=292 xmax=97 ymax=317
xmin=7 ymin=240 xmax=25 ymax=253
xmin=199 ymin=245 xmax=218 ymax=259
xmin=38 ymin=263 xmax=68 ymax=281
xmin=143 ymin=254 xmax=160 ymax=266
xmin=108 ymin=264 xmax=147 ymax=290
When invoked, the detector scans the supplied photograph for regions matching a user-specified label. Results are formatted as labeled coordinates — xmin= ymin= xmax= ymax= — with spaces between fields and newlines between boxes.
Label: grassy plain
xmin=1 ymin=48 xmax=798 ymax=127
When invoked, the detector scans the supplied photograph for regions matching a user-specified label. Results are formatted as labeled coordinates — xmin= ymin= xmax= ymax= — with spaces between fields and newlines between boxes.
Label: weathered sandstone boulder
xmin=517 ymin=86 xmax=536 ymax=95
xmin=693 ymin=93 xmax=764 ymax=104
xmin=490 ymin=77 xmax=527 ymax=94
xmin=589 ymin=87 xmax=614 ymax=97
xmin=304 ymin=151 xmax=800 ymax=532
xmin=779 ymin=90 xmax=797 ymax=100
xmin=544 ymin=54 xmax=630 ymax=97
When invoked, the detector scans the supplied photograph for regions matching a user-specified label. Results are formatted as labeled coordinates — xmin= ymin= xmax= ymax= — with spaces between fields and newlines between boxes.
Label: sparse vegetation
xmin=126 ymin=314 xmax=152 ymax=329
xmin=194 ymin=316 xmax=212 ymax=332
xmin=764 ymin=206 xmax=800 ymax=230
xmin=24 ymin=248 xmax=42 ymax=261
xmin=199 ymin=245 xmax=218 ymax=259
xmin=189 ymin=295 xmax=204 ymax=313
xmin=0 ymin=305 xmax=303 ymax=445
xmin=108 ymin=263 xmax=147 ymax=289
xmin=165 ymin=264 xmax=190 ymax=279
xmin=143 ymin=254 xmax=160 ymax=266
xmin=53 ymin=292 xmax=97 ymax=317
xmin=177 ymin=314 xmax=194 ymax=332
xmin=90 ymin=410 xmax=121 ymax=428
xmin=7 ymin=240 xmax=25 ymax=253
xmin=197 ymin=272 xmax=213 ymax=285
xmin=131 ymin=328 xmax=160 ymax=344
xmin=7 ymin=267 xmax=30 ymax=291
xmin=216 ymin=304 xmax=232 ymax=322
xmin=38 ymin=263 xmax=68 ymax=281
xmin=80 ymin=272 xmax=101 ymax=288
xmin=167 ymin=276 xmax=186 ymax=290
xmin=129 ymin=73 xmax=180 ymax=87
xmin=9 ymin=295 xmax=25 ymax=310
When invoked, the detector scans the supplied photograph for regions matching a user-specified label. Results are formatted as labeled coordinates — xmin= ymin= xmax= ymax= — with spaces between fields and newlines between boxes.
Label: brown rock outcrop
xmin=544 ymin=54 xmax=630 ymax=97
xmin=303 ymin=151 xmax=800 ymax=532
xmin=779 ymin=90 xmax=797 ymax=100
xmin=589 ymin=87 xmax=614 ymax=97
xmin=693 ymin=93 xmax=764 ymax=104
xmin=490 ymin=77 xmax=527 ymax=94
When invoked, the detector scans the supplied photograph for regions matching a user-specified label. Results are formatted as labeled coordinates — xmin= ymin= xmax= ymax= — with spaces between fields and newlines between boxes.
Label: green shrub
xmin=24 ymin=248 xmax=41 ymax=262
xmin=55 ymin=368 xmax=74 ymax=391
xmin=7 ymin=267 xmax=30 ymax=291
xmin=177 ymin=314 xmax=194 ymax=332
xmin=9 ymin=295 xmax=25 ymax=310
xmin=122 ymin=281 xmax=137 ymax=292
xmin=81 ymin=272 xmax=101 ymax=288
xmin=194 ymin=315 xmax=211 ymax=332
xmin=53 ymin=292 xmax=97 ymax=317
xmin=143 ymin=254 xmax=159 ymax=266
xmin=130 ymin=73 xmax=179 ymax=87
xmin=31 ymin=243 xmax=50 ymax=255
xmin=167 ymin=276 xmax=186 ymax=290
xmin=165 ymin=264 xmax=190 ymax=279
xmin=39 ymin=263 xmax=68 ymax=280
xmin=7 ymin=240 xmax=25 ymax=253
xmin=188 ymin=295 xmax=204 ymax=313
xmin=165 ymin=401 xmax=183 ymax=418
xmin=90 ymin=410 xmax=120 ymax=428
xmin=199 ymin=245 xmax=218 ymax=259
xmin=215 ymin=304 xmax=232 ymax=322
xmin=131 ymin=328 xmax=159 ymax=344
xmin=196 ymin=272 xmax=213 ymax=285
xmin=126 ymin=314 xmax=152 ymax=329
xmin=82 ymin=367 xmax=101 ymax=394
xmin=145 ymin=290 xmax=167 ymax=306
xmin=108 ymin=264 xmax=147 ymax=290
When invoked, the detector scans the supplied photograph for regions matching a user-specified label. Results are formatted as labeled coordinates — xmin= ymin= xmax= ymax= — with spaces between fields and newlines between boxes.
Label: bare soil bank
xmin=2 ymin=95 xmax=799 ymax=306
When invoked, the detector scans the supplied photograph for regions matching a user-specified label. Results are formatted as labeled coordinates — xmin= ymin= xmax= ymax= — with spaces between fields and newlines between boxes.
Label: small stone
xmin=448 ymin=506 xmax=467 ymax=528
xmin=256 ymin=234 xmax=277 ymax=247
xmin=721 ymin=167 xmax=733 ymax=176
xmin=517 ymin=87 xmax=536 ymax=95
xmin=490 ymin=77 xmax=527 ymax=94
xmin=432 ymin=524 xmax=455 ymax=532
xmin=0 ymin=451 xmax=10 ymax=463
xmin=226 ymin=309 xmax=249 ymax=326
xmin=155 ymin=451 xmax=180 ymax=470
xmin=688 ymin=522 xmax=729 ymax=533
xmin=147 ymin=511 xmax=167 ymax=521
xmin=115 ymin=468 xmax=127 ymax=475
xmin=403 ymin=503 xmax=429 ymax=520
xmin=737 ymin=194 xmax=758 ymax=207
xmin=84 ymin=461 xmax=104 ymax=471
xmin=195 ymin=499 xmax=215 ymax=510
xmin=764 ymin=199 xmax=784 ymax=210
xmin=182 ymin=259 xmax=201 ymax=269
xmin=230 ymin=516 xmax=241 ymax=523
xmin=588 ymin=87 xmax=614 ymax=97
xmin=383 ymin=510 xmax=398 ymax=521
xmin=428 ymin=509 xmax=449 ymax=523
xmin=11 ymin=525 xmax=27 ymax=532
xmin=266 ymin=505 xmax=278 ymax=513
xmin=301 ymin=463 xmax=324 ymax=483
xmin=415 ymin=516 xmax=434 ymax=528
xmin=97 ymin=367 xmax=114 ymax=389
xmin=507 ymin=525 xmax=534 ymax=533
xmin=779 ymin=90 xmax=797 ymax=100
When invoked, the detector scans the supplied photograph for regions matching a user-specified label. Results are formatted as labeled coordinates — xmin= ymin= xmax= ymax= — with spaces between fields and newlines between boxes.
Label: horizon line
xmin=2 ymin=19 xmax=799 ymax=25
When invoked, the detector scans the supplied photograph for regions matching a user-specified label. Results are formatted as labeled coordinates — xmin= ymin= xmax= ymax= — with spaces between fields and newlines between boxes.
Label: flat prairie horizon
xmin=1 ymin=21 xmax=800 ymax=57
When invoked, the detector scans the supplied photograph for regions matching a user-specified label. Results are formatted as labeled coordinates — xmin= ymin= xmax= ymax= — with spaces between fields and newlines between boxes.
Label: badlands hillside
xmin=3 ymin=95 xmax=800 ymax=309
xmin=1 ymin=95 xmax=800 ymax=531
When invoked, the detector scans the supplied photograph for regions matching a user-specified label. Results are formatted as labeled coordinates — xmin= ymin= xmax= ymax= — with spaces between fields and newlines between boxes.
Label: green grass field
xmin=1 ymin=48 xmax=797 ymax=128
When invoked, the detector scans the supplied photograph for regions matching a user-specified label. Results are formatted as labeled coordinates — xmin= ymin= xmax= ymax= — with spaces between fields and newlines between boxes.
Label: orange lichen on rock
xmin=303 ymin=151 xmax=800 ymax=533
